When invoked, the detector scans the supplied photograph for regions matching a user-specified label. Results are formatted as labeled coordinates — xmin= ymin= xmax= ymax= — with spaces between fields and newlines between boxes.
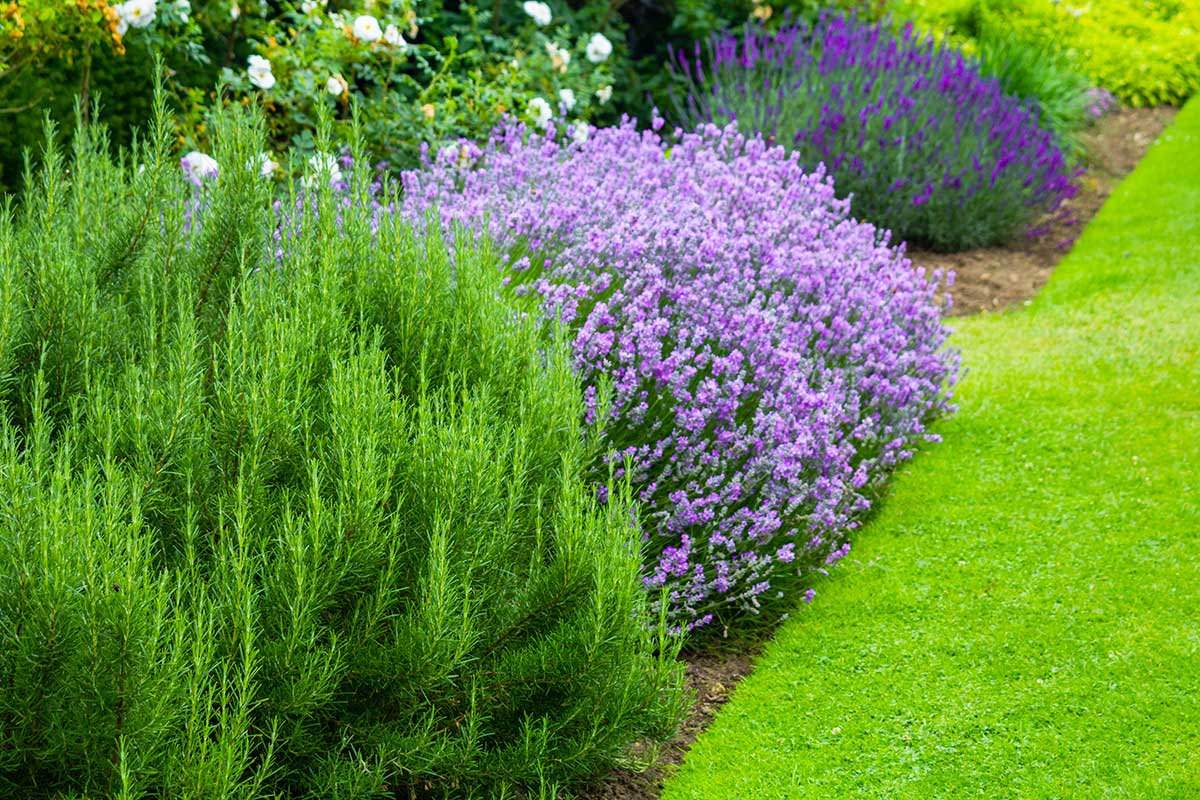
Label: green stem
xmin=418 ymin=38 xmax=459 ymax=104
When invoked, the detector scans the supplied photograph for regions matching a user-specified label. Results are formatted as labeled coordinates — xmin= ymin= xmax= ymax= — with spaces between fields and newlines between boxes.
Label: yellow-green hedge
xmin=893 ymin=0 xmax=1200 ymax=106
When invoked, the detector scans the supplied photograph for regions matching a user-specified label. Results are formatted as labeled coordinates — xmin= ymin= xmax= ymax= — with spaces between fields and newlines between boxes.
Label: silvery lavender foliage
xmin=399 ymin=117 xmax=958 ymax=627
xmin=671 ymin=14 xmax=1081 ymax=252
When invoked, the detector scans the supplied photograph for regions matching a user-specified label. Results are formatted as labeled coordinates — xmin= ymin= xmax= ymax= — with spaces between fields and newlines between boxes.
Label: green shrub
xmin=0 ymin=101 xmax=684 ymax=798
xmin=0 ymin=0 xmax=200 ymax=188
xmin=893 ymin=0 xmax=1200 ymax=107
xmin=0 ymin=1 xmax=629 ymax=191
xmin=223 ymin=0 xmax=624 ymax=172
xmin=1062 ymin=0 xmax=1200 ymax=107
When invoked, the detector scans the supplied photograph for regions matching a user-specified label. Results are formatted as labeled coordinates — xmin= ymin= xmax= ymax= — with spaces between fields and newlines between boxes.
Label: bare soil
xmin=914 ymin=106 xmax=1176 ymax=316
xmin=577 ymin=649 xmax=756 ymax=800
xmin=577 ymin=105 xmax=1176 ymax=800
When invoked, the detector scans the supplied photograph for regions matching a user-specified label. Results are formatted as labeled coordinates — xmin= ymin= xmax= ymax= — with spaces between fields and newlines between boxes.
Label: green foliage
xmin=0 ymin=1 xmax=628 ymax=190
xmin=224 ymin=1 xmax=623 ymax=171
xmin=669 ymin=0 xmax=870 ymax=39
xmin=0 ymin=0 xmax=207 ymax=189
xmin=663 ymin=98 xmax=1200 ymax=798
xmin=0 ymin=0 xmax=127 ymax=74
xmin=1064 ymin=0 xmax=1200 ymax=107
xmin=966 ymin=16 xmax=1096 ymax=156
xmin=894 ymin=0 xmax=1200 ymax=106
xmin=0 ymin=99 xmax=685 ymax=799
xmin=618 ymin=0 xmax=872 ymax=119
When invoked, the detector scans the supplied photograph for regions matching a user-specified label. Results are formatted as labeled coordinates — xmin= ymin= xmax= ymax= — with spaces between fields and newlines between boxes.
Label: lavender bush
xmin=670 ymin=14 xmax=1081 ymax=252
xmin=399 ymin=118 xmax=958 ymax=628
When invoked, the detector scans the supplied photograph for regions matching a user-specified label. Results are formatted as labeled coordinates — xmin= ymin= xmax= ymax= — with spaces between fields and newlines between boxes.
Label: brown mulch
xmin=577 ymin=105 xmax=1176 ymax=800
xmin=913 ymin=105 xmax=1176 ymax=316
xmin=577 ymin=649 xmax=756 ymax=800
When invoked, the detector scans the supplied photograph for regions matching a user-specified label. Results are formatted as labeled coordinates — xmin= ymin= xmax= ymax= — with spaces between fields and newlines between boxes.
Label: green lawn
xmin=660 ymin=98 xmax=1200 ymax=799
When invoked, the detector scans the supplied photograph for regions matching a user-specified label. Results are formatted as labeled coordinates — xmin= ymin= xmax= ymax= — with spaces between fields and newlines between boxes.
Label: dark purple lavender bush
xmin=670 ymin=14 xmax=1080 ymax=252
xmin=399 ymin=118 xmax=958 ymax=628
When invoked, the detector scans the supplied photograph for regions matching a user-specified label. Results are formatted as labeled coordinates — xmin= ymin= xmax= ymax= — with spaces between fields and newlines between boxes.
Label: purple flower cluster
xmin=671 ymin=14 xmax=1081 ymax=252
xmin=1084 ymin=87 xmax=1117 ymax=120
xmin=397 ymin=118 xmax=958 ymax=626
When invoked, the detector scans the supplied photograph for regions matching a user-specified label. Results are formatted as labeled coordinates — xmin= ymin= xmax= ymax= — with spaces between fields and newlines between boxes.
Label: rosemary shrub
xmin=0 ymin=100 xmax=684 ymax=799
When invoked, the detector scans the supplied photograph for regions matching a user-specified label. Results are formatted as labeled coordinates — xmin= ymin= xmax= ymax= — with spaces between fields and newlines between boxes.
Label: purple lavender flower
xmin=670 ymin=14 xmax=1081 ymax=252
xmin=1083 ymin=87 xmax=1117 ymax=119
xmin=395 ymin=117 xmax=958 ymax=626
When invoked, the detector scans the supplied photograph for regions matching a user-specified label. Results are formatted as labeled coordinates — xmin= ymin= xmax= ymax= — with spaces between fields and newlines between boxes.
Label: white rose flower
xmin=117 ymin=0 xmax=157 ymax=31
xmin=595 ymin=84 xmax=612 ymax=104
xmin=303 ymin=153 xmax=344 ymax=189
xmin=230 ymin=1 xmax=239 ymax=20
xmin=571 ymin=121 xmax=589 ymax=145
xmin=353 ymin=14 xmax=382 ymax=42
xmin=558 ymin=88 xmax=576 ymax=111
xmin=181 ymin=151 xmax=219 ymax=182
xmin=527 ymin=97 xmax=553 ymax=129
xmin=247 ymin=54 xmax=276 ymax=90
xmin=301 ymin=0 xmax=318 ymax=13
xmin=326 ymin=74 xmax=348 ymax=96
xmin=383 ymin=24 xmax=406 ymax=48
xmin=585 ymin=32 xmax=612 ymax=64
xmin=174 ymin=0 xmax=190 ymax=22
xmin=545 ymin=41 xmax=570 ymax=73
xmin=522 ymin=1 xmax=551 ymax=26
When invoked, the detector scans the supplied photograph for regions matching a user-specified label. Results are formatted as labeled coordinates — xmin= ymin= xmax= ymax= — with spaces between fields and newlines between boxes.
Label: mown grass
xmin=660 ymin=97 xmax=1200 ymax=799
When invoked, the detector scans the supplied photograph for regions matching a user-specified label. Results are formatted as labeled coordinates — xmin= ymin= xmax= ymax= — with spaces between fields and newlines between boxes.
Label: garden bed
xmin=656 ymin=95 xmax=1200 ymax=800
xmin=580 ymin=649 xmax=756 ymax=800
xmin=581 ymin=102 xmax=1176 ymax=800
xmin=919 ymin=106 xmax=1176 ymax=316
xmin=3 ymin=2 xmax=1194 ymax=797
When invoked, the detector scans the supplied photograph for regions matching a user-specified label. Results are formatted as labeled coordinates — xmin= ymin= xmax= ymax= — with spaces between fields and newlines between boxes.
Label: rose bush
xmin=0 ymin=1 xmax=627 ymax=189
xmin=0 ymin=0 xmax=200 ymax=186
xmin=219 ymin=1 xmax=622 ymax=169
